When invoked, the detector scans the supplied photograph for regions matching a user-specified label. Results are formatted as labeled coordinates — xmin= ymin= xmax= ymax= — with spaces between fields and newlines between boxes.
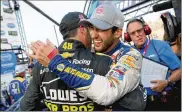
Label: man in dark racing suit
xmin=20 ymin=12 xmax=113 ymax=111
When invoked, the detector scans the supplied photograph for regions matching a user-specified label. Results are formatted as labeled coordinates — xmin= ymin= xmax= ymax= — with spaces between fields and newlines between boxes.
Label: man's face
xmin=127 ymin=21 xmax=146 ymax=46
xmin=28 ymin=68 xmax=33 ymax=76
xmin=17 ymin=72 xmax=26 ymax=77
xmin=89 ymin=26 xmax=115 ymax=53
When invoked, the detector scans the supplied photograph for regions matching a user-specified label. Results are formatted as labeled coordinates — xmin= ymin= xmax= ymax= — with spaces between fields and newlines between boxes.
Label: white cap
xmin=15 ymin=65 xmax=26 ymax=74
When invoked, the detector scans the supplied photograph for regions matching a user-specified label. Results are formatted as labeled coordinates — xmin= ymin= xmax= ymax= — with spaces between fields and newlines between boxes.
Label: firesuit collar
xmin=58 ymin=39 xmax=86 ymax=52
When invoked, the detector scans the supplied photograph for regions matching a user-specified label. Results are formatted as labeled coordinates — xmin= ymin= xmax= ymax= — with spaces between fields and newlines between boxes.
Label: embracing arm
xmin=48 ymin=50 xmax=142 ymax=105
xmin=29 ymin=40 xmax=142 ymax=106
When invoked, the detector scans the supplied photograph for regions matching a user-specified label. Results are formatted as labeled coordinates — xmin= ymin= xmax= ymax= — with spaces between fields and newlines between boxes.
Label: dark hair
xmin=111 ymin=26 xmax=118 ymax=33
xmin=66 ymin=28 xmax=79 ymax=38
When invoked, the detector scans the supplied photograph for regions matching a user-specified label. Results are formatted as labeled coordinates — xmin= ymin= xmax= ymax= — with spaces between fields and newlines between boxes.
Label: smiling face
xmin=127 ymin=21 xmax=146 ymax=47
xmin=88 ymin=26 xmax=117 ymax=53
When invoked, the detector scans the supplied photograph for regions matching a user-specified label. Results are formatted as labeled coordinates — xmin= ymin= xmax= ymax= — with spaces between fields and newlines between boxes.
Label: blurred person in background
xmin=163 ymin=33 xmax=181 ymax=111
xmin=162 ymin=12 xmax=181 ymax=111
xmin=1 ymin=82 xmax=11 ymax=109
xmin=28 ymin=57 xmax=34 ymax=77
xmin=8 ymin=65 xmax=28 ymax=104
xmin=125 ymin=18 xmax=181 ymax=111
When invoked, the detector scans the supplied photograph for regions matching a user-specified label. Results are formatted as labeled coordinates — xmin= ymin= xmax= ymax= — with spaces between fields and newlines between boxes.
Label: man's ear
xmin=78 ymin=27 xmax=86 ymax=40
xmin=114 ymin=29 xmax=122 ymax=39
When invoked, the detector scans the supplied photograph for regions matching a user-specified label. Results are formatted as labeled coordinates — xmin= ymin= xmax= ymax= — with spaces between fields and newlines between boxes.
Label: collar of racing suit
xmin=58 ymin=39 xmax=87 ymax=52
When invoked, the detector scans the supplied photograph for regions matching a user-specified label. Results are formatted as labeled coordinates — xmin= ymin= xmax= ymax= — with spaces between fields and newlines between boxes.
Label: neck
xmin=104 ymin=39 xmax=119 ymax=54
xmin=135 ymin=45 xmax=143 ymax=49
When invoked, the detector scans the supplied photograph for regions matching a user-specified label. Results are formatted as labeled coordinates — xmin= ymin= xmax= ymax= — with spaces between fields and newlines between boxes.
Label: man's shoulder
xmin=151 ymin=39 xmax=169 ymax=47
xmin=94 ymin=52 xmax=112 ymax=63
xmin=120 ymin=46 xmax=142 ymax=58
xmin=114 ymin=46 xmax=142 ymax=65
xmin=13 ymin=77 xmax=25 ymax=83
xmin=33 ymin=62 xmax=50 ymax=78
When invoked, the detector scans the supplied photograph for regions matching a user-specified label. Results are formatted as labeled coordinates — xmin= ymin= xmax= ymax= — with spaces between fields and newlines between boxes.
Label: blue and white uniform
xmin=8 ymin=77 xmax=28 ymax=103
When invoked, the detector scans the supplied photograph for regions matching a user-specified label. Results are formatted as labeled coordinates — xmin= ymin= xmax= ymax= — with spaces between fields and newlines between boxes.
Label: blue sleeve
xmin=48 ymin=55 xmax=95 ymax=89
xmin=159 ymin=41 xmax=180 ymax=70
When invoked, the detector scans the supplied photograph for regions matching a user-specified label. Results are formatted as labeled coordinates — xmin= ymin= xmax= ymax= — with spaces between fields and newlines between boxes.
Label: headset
xmin=124 ymin=18 xmax=152 ymax=42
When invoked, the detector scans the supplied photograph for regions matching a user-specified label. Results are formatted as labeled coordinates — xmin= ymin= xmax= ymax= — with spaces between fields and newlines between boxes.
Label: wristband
xmin=47 ymin=48 xmax=58 ymax=60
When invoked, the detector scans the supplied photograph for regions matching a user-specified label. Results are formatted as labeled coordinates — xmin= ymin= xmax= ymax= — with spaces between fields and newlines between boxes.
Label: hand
xmin=150 ymin=80 xmax=168 ymax=92
xmin=31 ymin=39 xmax=57 ymax=56
xmin=26 ymin=39 xmax=58 ymax=67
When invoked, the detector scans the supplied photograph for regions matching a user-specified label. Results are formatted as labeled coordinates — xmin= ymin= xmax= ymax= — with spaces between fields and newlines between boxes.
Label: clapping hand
xmin=26 ymin=39 xmax=58 ymax=67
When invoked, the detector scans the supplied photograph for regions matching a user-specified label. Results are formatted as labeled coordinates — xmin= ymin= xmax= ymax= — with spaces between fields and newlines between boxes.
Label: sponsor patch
xmin=96 ymin=7 xmax=104 ymax=14
xmin=63 ymin=67 xmax=91 ymax=80
xmin=108 ymin=76 xmax=116 ymax=88
xmin=7 ymin=23 xmax=15 ymax=28
xmin=113 ymin=66 xmax=127 ymax=75
xmin=107 ymin=76 xmax=119 ymax=84
xmin=72 ymin=59 xmax=91 ymax=66
xmin=117 ymin=55 xmax=136 ymax=69
xmin=127 ymin=49 xmax=141 ymax=60
xmin=108 ymin=70 xmax=123 ymax=81
xmin=122 ymin=59 xmax=134 ymax=68
xmin=60 ymin=52 xmax=74 ymax=58
xmin=123 ymin=55 xmax=136 ymax=62
xmin=57 ymin=64 xmax=65 ymax=72
xmin=62 ymin=42 xmax=73 ymax=50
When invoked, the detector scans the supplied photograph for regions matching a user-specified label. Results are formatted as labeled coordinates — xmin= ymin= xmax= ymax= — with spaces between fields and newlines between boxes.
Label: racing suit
xmin=46 ymin=40 xmax=143 ymax=109
xmin=9 ymin=76 xmax=28 ymax=104
xmin=20 ymin=39 xmax=113 ymax=111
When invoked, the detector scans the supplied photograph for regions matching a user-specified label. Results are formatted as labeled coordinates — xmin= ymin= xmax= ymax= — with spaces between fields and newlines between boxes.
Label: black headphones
xmin=124 ymin=18 xmax=152 ymax=42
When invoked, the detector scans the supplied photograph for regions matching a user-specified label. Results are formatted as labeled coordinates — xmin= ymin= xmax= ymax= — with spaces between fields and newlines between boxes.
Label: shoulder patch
xmin=60 ymin=52 xmax=74 ymax=58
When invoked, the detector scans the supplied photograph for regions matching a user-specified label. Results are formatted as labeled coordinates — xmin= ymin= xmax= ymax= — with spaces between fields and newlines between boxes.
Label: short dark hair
xmin=67 ymin=28 xmax=79 ymax=38
xmin=111 ymin=26 xmax=118 ymax=34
